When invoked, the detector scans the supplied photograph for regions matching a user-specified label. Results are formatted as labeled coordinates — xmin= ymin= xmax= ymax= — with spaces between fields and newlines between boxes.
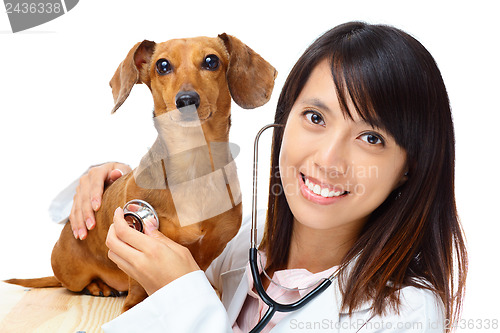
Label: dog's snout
xmin=175 ymin=91 xmax=200 ymax=110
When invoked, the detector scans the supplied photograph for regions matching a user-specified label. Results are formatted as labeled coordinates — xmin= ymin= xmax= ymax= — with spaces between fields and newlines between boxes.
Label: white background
xmin=0 ymin=0 xmax=499 ymax=331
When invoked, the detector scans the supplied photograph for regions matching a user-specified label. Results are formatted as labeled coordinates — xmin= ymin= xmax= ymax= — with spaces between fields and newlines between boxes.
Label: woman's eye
xmin=202 ymin=54 xmax=219 ymax=70
xmin=304 ymin=111 xmax=325 ymax=126
xmin=360 ymin=133 xmax=384 ymax=146
xmin=156 ymin=59 xmax=172 ymax=75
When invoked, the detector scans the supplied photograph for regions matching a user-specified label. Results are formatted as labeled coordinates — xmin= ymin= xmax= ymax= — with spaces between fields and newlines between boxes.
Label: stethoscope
xmin=249 ymin=124 xmax=340 ymax=333
xmin=123 ymin=123 xmax=342 ymax=332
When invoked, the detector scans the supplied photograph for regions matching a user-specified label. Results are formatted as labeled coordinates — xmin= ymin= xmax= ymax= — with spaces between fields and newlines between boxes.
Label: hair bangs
xmin=328 ymin=29 xmax=413 ymax=150
xmin=330 ymin=59 xmax=385 ymax=132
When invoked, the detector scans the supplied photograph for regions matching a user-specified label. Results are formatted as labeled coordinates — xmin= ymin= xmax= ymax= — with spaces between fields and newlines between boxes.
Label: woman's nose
xmin=313 ymin=136 xmax=349 ymax=177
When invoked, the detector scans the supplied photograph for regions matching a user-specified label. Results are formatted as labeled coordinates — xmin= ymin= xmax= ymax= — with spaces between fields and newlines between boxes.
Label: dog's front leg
xmin=122 ymin=277 xmax=148 ymax=312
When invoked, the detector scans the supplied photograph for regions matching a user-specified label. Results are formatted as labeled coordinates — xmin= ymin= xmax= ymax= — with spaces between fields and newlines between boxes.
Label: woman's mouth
xmin=299 ymin=173 xmax=349 ymax=205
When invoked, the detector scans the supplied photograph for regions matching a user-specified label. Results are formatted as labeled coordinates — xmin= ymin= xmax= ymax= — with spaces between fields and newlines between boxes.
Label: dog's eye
xmin=156 ymin=59 xmax=172 ymax=75
xmin=202 ymin=54 xmax=219 ymax=70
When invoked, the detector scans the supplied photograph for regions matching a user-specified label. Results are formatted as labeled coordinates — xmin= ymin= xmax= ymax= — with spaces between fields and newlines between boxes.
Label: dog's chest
xmin=163 ymin=144 xmax=240 ymax=227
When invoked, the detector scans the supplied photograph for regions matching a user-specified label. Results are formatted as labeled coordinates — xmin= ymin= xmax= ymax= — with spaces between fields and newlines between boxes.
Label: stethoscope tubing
xmin=249 ymin=248 xmax=333 ymax=333
xmin=249 ymin=124 xmax=334 ymax=333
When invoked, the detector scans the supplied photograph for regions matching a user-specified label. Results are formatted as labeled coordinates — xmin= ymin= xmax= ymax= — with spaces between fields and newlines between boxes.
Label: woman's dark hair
xmin=260 ymin=21 xmax=467 ymax=327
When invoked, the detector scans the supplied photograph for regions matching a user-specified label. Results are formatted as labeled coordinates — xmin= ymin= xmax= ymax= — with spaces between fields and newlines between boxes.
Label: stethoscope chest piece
xmin=123 ymin=199 xmax=159 ymax=233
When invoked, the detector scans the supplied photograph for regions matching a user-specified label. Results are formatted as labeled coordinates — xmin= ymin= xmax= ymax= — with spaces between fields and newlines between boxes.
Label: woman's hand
xmin=106 ymin=207 xmax=201 ymax=295
xmin=70 ymin=162 xmax=132 ymax=240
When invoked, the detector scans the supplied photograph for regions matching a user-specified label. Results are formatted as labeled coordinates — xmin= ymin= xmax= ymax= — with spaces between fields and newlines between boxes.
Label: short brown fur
xmin=6 ymin=34 xmax=276 ymax=312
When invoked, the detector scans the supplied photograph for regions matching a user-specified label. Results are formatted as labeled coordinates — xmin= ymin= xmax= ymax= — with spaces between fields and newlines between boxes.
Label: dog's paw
xmin=83 ymin=279 xmax=120 ymax=297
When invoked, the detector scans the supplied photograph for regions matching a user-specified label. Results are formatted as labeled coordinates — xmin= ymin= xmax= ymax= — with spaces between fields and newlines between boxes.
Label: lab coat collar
xmin=272 ymin=278 xmax=341 ymax=331
xmin=221 ymin=266 xmax=249 ymax=324
xmin=221 ymin=256 xmax=374 ymax=327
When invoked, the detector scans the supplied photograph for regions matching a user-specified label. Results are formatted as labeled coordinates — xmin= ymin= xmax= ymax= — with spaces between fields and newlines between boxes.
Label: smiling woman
xmin=280 ymin=61 xmax=407 ymax=217
xmin=261 ymin=22 xmax=467 ymax=330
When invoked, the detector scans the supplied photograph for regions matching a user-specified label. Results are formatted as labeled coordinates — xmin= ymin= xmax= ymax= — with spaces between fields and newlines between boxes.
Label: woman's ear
xmin=218 ymin=33 xmax=277 ymax=109
xmin=396 ymin=171 xmax=409 ymax=187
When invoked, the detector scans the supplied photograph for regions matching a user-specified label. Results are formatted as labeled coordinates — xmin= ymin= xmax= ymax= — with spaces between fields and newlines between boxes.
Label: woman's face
xmin=279 ymin=60 xmax=407 ymax=235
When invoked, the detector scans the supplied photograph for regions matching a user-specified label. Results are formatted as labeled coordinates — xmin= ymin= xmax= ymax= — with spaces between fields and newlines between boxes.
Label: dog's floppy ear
xmin=109 ymin=40 xmax=156 ymax=113
xmin=218 ymin=33 xmax=277 ymax=109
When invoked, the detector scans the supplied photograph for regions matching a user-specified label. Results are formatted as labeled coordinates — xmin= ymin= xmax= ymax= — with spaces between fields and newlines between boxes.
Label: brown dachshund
xmin=6 ymin=34 xmax=276 ymax=312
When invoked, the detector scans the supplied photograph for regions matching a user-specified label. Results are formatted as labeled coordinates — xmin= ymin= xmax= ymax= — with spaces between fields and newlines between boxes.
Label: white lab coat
xmin=102 ymin=211 xmax=445 ymax=332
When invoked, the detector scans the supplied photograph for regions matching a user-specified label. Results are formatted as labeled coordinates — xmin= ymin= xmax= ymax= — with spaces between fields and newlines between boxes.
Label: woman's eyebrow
xmin=354 ymin=119 xmax=384 ymax=132
xmin=301 ymin=98 xmax=332 ymax=114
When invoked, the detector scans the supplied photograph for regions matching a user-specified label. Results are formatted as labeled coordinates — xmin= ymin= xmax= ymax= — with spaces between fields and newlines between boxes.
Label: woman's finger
xmin=108 ymin=168 xmax=124 ymax=184
xmin=106 ymin=223 xmax=142 ymax=266
xmin=144 ymin=226 xmax=178 ymax=248
xmin=88 ymin=166 xmax=108 ymax=212
xmin=107 ymin=249 xmax=136 ymax=275
xmin=112 ymin=207 xmax=158 ymax=251
xmin=70 ymin=192 xmax=86 ymax=240
xmin=69 ymin=194 xmax=80 ymax=239
xmin=78 ymin=174 xmax=95 ymax=231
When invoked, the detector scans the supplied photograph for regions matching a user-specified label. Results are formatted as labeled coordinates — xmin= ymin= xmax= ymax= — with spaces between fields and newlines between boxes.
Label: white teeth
xmin=305 ymin=178 xmax=314 ymax=191
xmin=329 ymin=190 xmax=343 ymax=197
xmin=313 ymin=184 xmax=321 ymax=195
xmin=304 ymin=176 xmax=345 ymax=198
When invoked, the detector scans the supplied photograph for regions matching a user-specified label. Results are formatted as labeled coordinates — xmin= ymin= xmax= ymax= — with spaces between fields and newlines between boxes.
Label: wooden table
xmin=0 ymin=282 xmax=125 ymax=333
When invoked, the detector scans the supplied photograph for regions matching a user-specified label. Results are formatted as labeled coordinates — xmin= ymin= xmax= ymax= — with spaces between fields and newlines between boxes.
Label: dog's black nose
xmin=175 ymin=91 xmax=200 ymax=110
